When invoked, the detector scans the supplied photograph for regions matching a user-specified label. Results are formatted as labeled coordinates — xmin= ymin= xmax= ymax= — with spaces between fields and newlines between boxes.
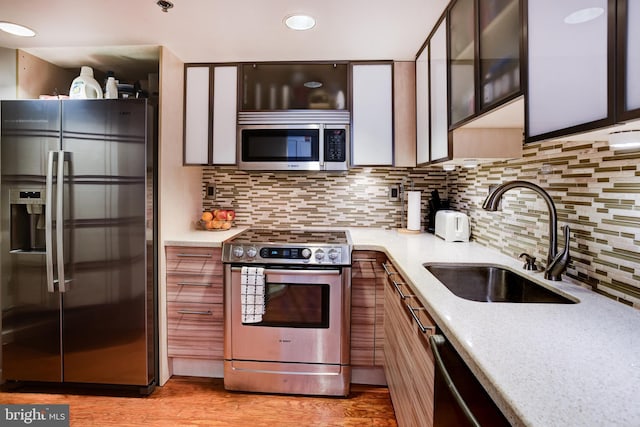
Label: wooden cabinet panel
xmin=383 ymin=260 xmax=436 ymax=427
xmin=166 ymin=246 xmax=224 ymax=362
xmin=166 ymin=246 xmax=221 ymax=262
xmin=167 ymin=302 xmax=223 ymax=359
xmin=351 ymin=251 xmax=386 ymax=367
xmin=166 ymin=274 xmax=223 ymax=304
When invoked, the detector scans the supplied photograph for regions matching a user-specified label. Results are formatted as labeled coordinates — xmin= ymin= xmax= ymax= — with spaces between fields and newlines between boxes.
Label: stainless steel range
xmin=222 ymin=229 xmax=352 ymax=396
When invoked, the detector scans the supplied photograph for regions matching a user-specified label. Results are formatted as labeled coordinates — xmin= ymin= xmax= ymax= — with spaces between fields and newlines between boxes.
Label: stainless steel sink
xmin=424 ymin=263 xmax=576 ymax=304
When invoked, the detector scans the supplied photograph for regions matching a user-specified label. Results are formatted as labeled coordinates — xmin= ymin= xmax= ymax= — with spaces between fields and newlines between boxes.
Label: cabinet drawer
xmin=166 ymin=273 xmax=223 ymax=304
xmin=166 ymin=247 xmax=221 ymax=269
xmin=167 ymin=302 xmax=223 ymax=359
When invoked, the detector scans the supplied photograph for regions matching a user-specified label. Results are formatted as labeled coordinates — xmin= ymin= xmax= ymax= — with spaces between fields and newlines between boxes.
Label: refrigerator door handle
xmin=45 ymin=151 xmax=56 ymax=293
xmin=56 ymin=150 xmax=67 ymax=293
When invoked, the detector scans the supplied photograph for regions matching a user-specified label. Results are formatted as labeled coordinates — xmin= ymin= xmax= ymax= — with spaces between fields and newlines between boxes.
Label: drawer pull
xmin=381 ymin=262 xmax=396 ymax=277
xmin=177 ymin=309 xmax=212 ymax=315
xmin=176 ymin=253 xmax=212 ymax=258
xmin=406 ymin=304 xmax=435 ymax=334
xmin=392 ymin=278 xmax=413 ymax=300
xmin=177 ymin=282 xmax=212 ymax=287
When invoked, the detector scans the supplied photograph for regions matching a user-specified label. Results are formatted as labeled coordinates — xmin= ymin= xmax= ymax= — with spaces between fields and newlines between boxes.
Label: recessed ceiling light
xmin=0 ymin=21 xmax=36 ymax=37
xmin=564 ymin=7 xmax=604 ymax=24
xmin=284 ymin=14 xmax=316 ymax=31
xmin=156 ymin=0 xmax=173 ymax=12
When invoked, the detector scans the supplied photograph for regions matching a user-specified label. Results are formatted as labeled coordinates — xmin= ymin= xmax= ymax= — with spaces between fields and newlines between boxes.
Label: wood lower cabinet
xmin=383 ymin=260 xmax=436 ymax=427
xmin=350 ymin=251 xmax=387 ymax=385
xmin=166 ymin=246 xmax=224 ymax=376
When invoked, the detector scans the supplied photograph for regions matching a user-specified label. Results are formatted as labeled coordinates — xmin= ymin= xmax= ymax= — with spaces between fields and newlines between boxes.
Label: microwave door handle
xmin=56 ymin=150 xmax=67 ymax=293
xmin=319 ymin=124 xmax=325 ymax=169
xmin=45 ymin=151 xmax=56 ymax=293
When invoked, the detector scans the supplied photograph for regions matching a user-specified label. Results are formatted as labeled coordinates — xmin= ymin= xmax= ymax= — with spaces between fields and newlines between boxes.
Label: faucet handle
xmin=519 ymin=253 xmax=538 ymax=271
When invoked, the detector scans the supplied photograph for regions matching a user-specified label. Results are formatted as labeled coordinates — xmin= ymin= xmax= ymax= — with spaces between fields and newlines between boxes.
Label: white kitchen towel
xmin=241 ymin=266 xmax=265 ymax=323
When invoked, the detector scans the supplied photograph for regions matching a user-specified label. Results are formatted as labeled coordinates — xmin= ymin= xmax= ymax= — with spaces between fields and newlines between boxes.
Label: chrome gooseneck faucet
xmin=482 ymin=180 xmax=571 ymax=281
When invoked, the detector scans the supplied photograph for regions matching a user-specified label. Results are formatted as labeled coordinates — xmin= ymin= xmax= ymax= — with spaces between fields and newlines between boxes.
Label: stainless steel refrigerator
xmin=0 ymin=99 xmax=157 ymax=392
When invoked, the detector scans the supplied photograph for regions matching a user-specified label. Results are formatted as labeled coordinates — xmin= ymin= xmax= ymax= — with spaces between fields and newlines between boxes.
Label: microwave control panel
xmin=324 ymin=129 xmax=346 ymax=162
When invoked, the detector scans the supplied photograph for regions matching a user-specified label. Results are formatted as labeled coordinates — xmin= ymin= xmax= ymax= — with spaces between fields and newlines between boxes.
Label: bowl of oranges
xmin=199 ymin=209 xmax=235 ymax=231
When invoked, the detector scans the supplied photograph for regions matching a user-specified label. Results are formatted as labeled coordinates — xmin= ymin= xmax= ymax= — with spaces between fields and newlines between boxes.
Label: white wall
xmin=157 ymin=46 xmax=203 ymax=384
xmin=0 ymin=48 xmax=16 ymax=100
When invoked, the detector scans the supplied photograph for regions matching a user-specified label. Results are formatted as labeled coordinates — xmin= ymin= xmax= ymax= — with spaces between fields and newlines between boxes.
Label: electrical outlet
xmin=389 ymin=185 xmax=400 ymax=201
xmin=206 ymin=183 xmax=216 ymax=200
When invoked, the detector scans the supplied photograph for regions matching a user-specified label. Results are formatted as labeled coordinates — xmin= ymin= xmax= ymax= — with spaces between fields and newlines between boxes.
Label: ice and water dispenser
xmin=10 ymin=189 xmax=46 ymax=253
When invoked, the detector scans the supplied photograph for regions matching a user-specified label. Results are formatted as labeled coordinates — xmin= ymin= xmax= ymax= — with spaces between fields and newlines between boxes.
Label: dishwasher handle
xmin=429 ymin=334 xmax=481 ymax=427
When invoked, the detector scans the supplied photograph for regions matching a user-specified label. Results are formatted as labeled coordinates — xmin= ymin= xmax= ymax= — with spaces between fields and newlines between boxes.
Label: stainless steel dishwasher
xmin=429 ymin=333 xmax=512 ymax=427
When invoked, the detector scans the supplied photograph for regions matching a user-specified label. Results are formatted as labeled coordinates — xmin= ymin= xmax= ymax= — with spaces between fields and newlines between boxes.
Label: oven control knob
xmin=232 ymin=246 xmax=244 ymax=258
xmin=246 ymin=246 xmax=258 ymax=258
xmin=301 ymin=248 xmax=312 ymax=259
xmin=314 ymin=249 xmax=325 ymax=261
xmin=328 ymin=248 xmax=340 ymax=261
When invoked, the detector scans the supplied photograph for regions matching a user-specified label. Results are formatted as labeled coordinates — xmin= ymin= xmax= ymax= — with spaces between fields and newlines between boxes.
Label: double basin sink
xmin=424 ymin=263 xmax=576 ymax=304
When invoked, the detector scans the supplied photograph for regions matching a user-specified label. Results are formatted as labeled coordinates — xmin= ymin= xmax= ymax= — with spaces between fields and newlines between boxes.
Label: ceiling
xmin=0 ymin=0 xmax=448 ymax=80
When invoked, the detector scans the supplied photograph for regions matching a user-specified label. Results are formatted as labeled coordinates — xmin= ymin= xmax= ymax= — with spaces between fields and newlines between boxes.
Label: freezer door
xmin=1 ymin=100 xmax=63 ymax=382
xmin=59 ymin=99 xmax=152 ymax=386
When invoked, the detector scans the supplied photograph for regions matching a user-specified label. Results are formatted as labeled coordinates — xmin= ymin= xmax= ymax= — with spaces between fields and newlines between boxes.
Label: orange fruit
xmin=201 ymin=211 xmax=213 ymax=221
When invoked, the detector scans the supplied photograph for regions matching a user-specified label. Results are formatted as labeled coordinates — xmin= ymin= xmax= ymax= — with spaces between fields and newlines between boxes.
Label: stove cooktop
xmin=221 ymin=229 xmax=351 ymax=265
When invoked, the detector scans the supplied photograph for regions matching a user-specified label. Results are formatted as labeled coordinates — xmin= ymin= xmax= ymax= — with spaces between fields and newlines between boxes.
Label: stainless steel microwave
xmin=237 ymin=124 xmax=349 ymax=171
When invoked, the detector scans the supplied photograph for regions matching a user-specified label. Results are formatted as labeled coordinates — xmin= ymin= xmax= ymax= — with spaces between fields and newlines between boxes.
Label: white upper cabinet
xmin=351 ymin=63 xmax=393 ymax=166
xmin=527 ymin=0 xmax=610 ymax=141
xmin=211 ymin=66 xmax=237 ymax=165
xmin=184 ymin=66 xmax=210 ymax=165
xmin=183 ymin=64 xmax=238 ymax=165
xmin=416 ymin=48 xmax=430 ymax=165
xmin=622 ymin=0 xmax=640 ymax=117
xmin=430 ymin=18 xmax=449 ymax=162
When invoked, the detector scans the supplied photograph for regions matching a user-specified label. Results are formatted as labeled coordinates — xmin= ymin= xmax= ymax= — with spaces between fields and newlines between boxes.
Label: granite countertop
xmin=164 ymin=227 xmax=640 ymax=427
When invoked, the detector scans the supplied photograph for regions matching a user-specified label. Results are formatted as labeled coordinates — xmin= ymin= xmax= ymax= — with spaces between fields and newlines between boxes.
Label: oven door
xmin=227 ymin=266 xmax=347 ymax=365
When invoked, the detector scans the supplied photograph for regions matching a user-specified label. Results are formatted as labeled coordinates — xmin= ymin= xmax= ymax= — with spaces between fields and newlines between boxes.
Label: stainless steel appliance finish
xmin=429 ymin=334 xmax=511 ymax=427
xmin=0 ymin=99 xmax=156 ymax=391
xmin=424 ymin=263 xmax=576 ymax=304
xmin=222 ymin=229 xmax=352 ymax=396
xmin=221 ymin=229 xmax=352 ymax=266
xmin=237 ymin=123 xmax=349 ymax=171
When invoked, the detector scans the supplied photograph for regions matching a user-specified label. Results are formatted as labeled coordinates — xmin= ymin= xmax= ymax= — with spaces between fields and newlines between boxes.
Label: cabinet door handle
xmin=429 ymin=335 xmax=481 ymax=427
xmin=392 ymin=278 xmax=411 ymax=300
xmin=176 ymin=253 xmax=213 ymax=258
xmin=177 ymin=310 xmax=212 ymax=315
xmin=177 ymin=282 xmax=212 ymax=287
xmin=406 ymin=304 xmax=435 ymax=334
xmin=381 ymin=262 xmax=395 ymax=277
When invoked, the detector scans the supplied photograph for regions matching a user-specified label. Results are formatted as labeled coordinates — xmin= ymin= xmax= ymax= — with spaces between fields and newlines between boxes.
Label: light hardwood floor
xmin=0 ymin=377 xmax=398 ymax=426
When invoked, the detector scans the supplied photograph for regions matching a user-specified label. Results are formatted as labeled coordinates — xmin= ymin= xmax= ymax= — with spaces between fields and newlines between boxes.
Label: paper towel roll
xmin=407 ymin=191 xmax=421 ymax=231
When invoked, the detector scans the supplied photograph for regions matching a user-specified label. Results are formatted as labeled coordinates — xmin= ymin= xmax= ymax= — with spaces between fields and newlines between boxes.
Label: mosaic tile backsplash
xmin=203 ymin=139 xmax=639 ymax=308
xmin=447 ymin=140 xmax=640 ymax=309
xmin=202 ymin=167 xmax=448 ymax=230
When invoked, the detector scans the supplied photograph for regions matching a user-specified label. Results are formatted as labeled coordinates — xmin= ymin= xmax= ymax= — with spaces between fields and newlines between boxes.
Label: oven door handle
xmin=231 ymin=267 xmax=341 ymax=275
